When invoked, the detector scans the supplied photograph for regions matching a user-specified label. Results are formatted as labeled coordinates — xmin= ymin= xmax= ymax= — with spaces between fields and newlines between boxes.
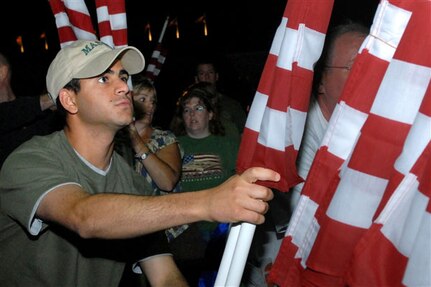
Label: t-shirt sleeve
xmin=0 ymin=135 xmax=79 ymax=236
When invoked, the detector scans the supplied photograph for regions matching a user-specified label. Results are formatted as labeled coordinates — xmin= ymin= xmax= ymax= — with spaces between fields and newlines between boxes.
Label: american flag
xmin=49 ymin=0 xmax=127 ymax=48
xmin=182 ymin=153 xmax=223 ymax=181
xmin=268 ymin=0 xmax=431 ymax=286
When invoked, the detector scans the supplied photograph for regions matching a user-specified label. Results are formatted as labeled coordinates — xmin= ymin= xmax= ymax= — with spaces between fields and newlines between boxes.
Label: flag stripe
xmin=95 ymin=0 xmax=128 ymax=48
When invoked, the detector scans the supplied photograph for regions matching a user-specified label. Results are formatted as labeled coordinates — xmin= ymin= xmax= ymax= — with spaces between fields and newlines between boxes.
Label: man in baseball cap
xmin=46 ymin=40 xmax=145 ymax=103
xmin=0 ymin=40 xmax=279 ymax=286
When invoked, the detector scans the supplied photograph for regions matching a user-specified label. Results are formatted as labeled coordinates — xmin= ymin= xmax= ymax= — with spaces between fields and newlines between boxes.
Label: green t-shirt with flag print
xmin=177 ymin=133 xmax=239 ymax=237
xmin=178 ymin=134 xmax=239 ymax=193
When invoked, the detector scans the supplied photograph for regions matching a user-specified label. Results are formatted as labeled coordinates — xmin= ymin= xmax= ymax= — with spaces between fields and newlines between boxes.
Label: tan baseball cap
xmin=46 ymin=40 xmax=145 ymax=103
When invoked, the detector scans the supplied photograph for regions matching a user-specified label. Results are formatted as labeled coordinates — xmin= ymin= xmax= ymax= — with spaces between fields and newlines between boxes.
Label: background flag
xmin=49 ymin=0 xmax=97 ymax=47
xmin=144 ymin=16 xmax=170 ymax=82
xmin=268 ymin=0 xmax=431 ymax=286
xmin=49 ymin=0 xmax=127 ymax=48
xmin=95 ymin=0 xmax=127 ymax=48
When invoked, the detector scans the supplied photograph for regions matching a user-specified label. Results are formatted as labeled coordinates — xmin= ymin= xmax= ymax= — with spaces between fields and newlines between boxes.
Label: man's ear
xmin=208 ymin=111 xmax=214 ymax=120
xmin=58 ymin=89 xmax=78 ymax=114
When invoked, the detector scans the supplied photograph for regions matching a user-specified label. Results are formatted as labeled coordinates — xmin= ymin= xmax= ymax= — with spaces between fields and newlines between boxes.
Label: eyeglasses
xmin=324 ymin=65 xmax=351 ymax=71
xmin=183 ymin=105 xmax=206 ymax=115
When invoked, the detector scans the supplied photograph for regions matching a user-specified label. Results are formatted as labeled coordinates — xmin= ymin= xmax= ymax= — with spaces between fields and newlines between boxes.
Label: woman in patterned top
xmin=127 ymin=76 xmax=182 ymax=195
xmin=115 ymin=76 xmax=188 ymax=247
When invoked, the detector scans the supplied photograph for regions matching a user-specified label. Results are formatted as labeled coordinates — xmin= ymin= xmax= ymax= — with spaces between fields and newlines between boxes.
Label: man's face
xmin=195 ymin=63 xmax=218 ymax=85
xmin=319 ymin=32 xmax=366 ymax=119
xmin=72 ymin=61 xmax=133 ymax=130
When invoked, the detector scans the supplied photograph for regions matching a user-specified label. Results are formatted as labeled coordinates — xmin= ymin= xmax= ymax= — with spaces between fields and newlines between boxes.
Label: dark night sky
xmin=1 ymin=0 xmax=378 ymax=128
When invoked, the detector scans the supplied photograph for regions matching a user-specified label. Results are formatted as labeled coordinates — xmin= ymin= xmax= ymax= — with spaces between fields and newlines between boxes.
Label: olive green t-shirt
xmin=0 ymin=131 xmax=168 ymax=287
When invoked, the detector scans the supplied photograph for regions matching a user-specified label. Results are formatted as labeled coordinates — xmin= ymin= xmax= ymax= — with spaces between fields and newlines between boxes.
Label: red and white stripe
xmin=268 ymin=0 xmax=431 ymax=286
xmin=236 ymin=0 xmax=334 ymax=192
xmin=49 ymin=0 xmax=127 ymax=48
xmin=95 ymin=0 xmax=127 ymax=48
xmin=144 ymin=43 xmax=167 ymax=82
xmin=145 ymin=17 xmax=170 ymax=82
xmin=49 ymin=0 xmax=97 ymax=47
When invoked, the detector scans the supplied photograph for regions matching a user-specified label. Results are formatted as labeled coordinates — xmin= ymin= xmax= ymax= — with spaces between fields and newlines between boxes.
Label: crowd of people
xmin=0 ymin=20 xmax=373 ymax=287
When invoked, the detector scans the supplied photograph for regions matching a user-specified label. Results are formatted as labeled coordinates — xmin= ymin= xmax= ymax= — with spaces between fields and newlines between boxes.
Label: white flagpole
xmin=214 ymin=223 xmax=241 ymax=286
xmin=215 ymin=223 xmax=256 ymax=286
xmin=158 ymin=16 xmax=170 ymax=44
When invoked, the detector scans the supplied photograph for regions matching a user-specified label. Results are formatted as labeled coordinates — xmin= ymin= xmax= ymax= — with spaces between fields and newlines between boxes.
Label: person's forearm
xmin=40 ymin=167 xmax=278 ymax=240
xmin=141 ymin=255 xmax=189 ymax=287
xmin=142 ymin=156 xmax=181 ymax=191
xmin=49 ymin=189 xmax=208 ymax=239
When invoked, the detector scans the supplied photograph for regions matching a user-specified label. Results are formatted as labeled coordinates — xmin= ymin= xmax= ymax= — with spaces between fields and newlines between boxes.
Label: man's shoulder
xmin=19 ymin=130 xmax=63 ymax=149
xmin=6 ymin=131 xmax=65 ymax=165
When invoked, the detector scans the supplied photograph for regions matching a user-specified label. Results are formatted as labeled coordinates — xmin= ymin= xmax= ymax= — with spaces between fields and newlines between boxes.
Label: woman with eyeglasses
xmin=169 ymin=82 xmax=240 ymax=287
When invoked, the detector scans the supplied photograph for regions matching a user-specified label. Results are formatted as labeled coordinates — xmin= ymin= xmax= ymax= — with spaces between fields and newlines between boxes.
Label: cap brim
xmin=75 ymin=46 xmax=145 ymax=79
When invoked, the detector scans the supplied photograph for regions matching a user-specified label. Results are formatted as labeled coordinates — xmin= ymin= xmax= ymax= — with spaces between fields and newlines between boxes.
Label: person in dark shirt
xmin=0 ymin=52 xmax=62 ymax=168
xmin=194 ymin=60 xmax=247 ymax=134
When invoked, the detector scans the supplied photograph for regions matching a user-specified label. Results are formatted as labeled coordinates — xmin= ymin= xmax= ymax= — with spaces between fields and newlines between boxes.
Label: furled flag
xmin=236 ymin=0 xmax=334 ymax=192
xmin=95 ymin=0 xmax=127 ymax=48
xmin=49 ymin=0 xmax=127 ymax=49
xmin=268 ymin=0 xmax=431 ymax=286
xmin=144 ymin=16 xmax=170 ymax=82
xmin=215 ymin=1 xmax=334 ymax=285
xmin=49 ymin=0 xmax=97 ymax=47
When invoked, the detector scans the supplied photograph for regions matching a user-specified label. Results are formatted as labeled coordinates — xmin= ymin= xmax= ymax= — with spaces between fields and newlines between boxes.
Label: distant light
xmin=176 ymin=23 xmax=180 ymax=39
xmin=40 ymin=33 xmax=49 ymax=50
xmin=203 ymin=19 xmax=208 ymax=36
xmin=195 ymin=14 xmax=208 ymax=37
xmin=145 ymin=23 xmax=152 ymax=42
xmin=16 ymin=36 xmax=24 ymax=53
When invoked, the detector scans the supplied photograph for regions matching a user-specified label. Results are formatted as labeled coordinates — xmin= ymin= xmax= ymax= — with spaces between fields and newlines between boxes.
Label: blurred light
xmin=16 ymin=36 xmax=24 ymax=53
xmin=40 ymin=32 xmax=49 ymax=50
xmin=145 ymin=23 xmax=152 ymax=42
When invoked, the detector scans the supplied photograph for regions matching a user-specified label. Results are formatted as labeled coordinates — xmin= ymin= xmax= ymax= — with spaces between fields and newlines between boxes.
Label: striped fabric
xmin=145 ymin=17 xmax=170 ymax=82
xmin=268 ymin=0 xmax=431 ymax=286
xmin=95 ymin=0 xmax=127 ymax=48
xmin=49 ymin=0 xmax=126 ymax=48
xmin=49 ymin=0 xmax=97 ymax=47
xmin=144 ymin=42 xmax=168 ymax=82
xmin=235 ymin=0 xmax=334 ymax=192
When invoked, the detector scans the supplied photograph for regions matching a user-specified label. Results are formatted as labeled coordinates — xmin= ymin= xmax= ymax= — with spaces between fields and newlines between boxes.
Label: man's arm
xmin=37 ymin=167 xmax=279 ymax=239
